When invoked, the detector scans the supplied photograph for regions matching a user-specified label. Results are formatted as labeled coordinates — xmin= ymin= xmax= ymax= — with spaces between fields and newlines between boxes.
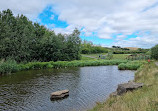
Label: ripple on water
xmin=0 ymin=66 xmax=134 ymax=111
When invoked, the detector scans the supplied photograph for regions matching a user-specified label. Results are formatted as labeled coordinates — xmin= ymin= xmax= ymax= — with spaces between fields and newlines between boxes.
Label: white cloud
xmin=0 ymin=0 xmax=158 ymax=48
xmin=50 ymin=15 xmax=55 ymax=20
xmin=116 ymin=35 xmax=126 ymax=41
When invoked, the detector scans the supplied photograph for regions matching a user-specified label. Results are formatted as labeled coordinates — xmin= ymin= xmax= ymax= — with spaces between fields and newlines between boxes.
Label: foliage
xmin=106 ymin=51 xmax=113 ymax=60
xmin=118 ymin=61 xmax=147 ymax=70
xmin=0 ymin=9 xmax=81 ymax=62
xmin=113 ymin=50 xmax=149 ymax=54
xmin=81 ymin=40 xmax=108 ymax=54
xmin=112 ymin=54 xmax=130 ymax=60
xmin=112 ymin=46 xmax=149 ymax=54
xmin=0 ymin=59 xmax=128 ymax=74
xmin=0 ymin=59 xmax=19 ymax=74
xmin=151 ymin=44 xmax=158 ymax=60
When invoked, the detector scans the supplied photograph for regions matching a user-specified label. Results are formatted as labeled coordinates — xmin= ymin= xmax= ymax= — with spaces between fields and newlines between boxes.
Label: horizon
xmin=0 ymin=0 xmax=158 ymax=48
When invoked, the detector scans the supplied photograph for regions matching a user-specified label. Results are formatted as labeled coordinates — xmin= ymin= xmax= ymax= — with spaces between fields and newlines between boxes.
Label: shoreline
xmin=0 ymin=59 xmax=146 ymax=75
xmin=90 ymin=62 xmax=158 ymax=111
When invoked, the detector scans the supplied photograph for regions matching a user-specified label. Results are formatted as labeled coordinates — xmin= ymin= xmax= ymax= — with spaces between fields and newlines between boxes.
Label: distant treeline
xmin=113 ymin=50 xmax=149 ymax=54
xmin=0 ymin=9 xmax=81 ymax=62
xmin=81 ymin=41 xmax=108 ymax=54
xmin=112 ymin=46 xmax=149 ymax=54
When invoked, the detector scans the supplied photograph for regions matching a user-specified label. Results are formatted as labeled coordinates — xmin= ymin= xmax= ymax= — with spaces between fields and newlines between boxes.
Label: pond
xmin=0 ymin=66 xmax=134 ymax=111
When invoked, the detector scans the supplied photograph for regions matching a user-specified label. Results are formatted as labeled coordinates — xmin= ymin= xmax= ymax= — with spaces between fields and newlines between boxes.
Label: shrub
xmin=151 ymin=44 xmax=158 ymax=60
xmin=118 ymin=61 xmax=147 ymax=70
xmin=19 ymin=62 xmax=53 ymax=70
xmin=0 ymin=59 xmax=19 ymax=74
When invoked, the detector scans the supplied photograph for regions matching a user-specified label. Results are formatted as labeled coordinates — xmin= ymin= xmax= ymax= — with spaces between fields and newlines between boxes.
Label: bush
xmin=151 ymin=44 xmax=158 ymax=60
xmin=118 ymin=61 xmax=147 ymax=70
xmin=0 ymin=59 xmax=19 ymax=74
xmin=19 ymin=62 xmax=53 ymax=70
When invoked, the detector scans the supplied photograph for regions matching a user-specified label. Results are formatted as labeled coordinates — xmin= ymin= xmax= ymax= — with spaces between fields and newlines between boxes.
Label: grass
xmin=0 ymin=53 xmax=147 ymax=75
xmin=82 ymin=54 xmax=131 ymax=60
xmin=81 ymin=56 xmax=96 ymax=60
xmin=118 ymin=60 xmax=147 ymax=70
xmin=90 ymin=62 xmax=158 ymax=111
xmin=0 ymin=59 xmax=128 ymax=75
xmin=82 ymin=53 xmax=107 ymax=58
xmin=0 ymin=59 xmax=19 ymax=74
xmin=112 ymin=54 xmax=130 ymax=60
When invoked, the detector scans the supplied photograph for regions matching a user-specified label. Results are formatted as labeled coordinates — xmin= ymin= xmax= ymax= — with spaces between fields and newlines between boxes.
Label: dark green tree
xmin=151 ymin=44 xmax=158 ymax=60
xmin=0 ymin=9 xmax=82 ymax=62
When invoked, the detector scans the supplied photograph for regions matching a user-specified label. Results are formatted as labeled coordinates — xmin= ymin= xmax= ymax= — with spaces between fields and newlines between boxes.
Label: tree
xmin=151 ymin=44 xmax=158 ymax=60
xmin=65 ymin=28 xmax=81 ymax=60
xmin=0 ymin=9 xmax=82 ymax=62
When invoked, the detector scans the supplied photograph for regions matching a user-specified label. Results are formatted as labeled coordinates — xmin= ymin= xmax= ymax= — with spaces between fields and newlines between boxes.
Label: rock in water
xmin=50 ymin=90 xmax=69 ymax=100
xmin=117 ymin=81 xmax=144 ymax=95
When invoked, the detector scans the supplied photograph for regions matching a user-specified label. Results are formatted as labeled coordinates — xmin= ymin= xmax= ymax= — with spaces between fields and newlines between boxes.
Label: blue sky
xmin=1 ymin=0 xmax=158 ymax=48
xmin=38 ymin=6 xmax=140 ymax=47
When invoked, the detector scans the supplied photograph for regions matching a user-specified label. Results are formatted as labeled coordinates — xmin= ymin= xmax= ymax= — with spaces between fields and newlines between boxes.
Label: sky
xmin=0 ymin=0 xmax=158 ymax=48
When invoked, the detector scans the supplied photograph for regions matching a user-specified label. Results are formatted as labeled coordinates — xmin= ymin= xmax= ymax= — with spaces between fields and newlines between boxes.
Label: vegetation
xmin=81 ymin=53 xmax=107 ymax=59
xmin=90 ymin=62 xmax=158 ymax=111
xmin=112 ymin=54 xmax=130 ymax=60
xmin=0 ymin=9 xmax=81 ymax=62
xmin=112 ymin=46 xmax=149 ymax=54
xmin=113 ymin=50 xmax=149 ymax=54
xmin=151 ymin=44 xmax=158 ymax=60
xmin=118 ymin=61 xmax=147 ymax=70
xmin=81 ymin=40 xmax=108 ymax=54
xmin=81 ymin=56 xmax=96 ymax=60
xmin=0 ymin=59 xmax=19 ymax=74
xmin=0 ymin=59 xmax=128 ymax=75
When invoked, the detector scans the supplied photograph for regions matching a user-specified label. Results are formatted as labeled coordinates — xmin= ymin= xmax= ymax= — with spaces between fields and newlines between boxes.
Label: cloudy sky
xmin=0 ymin=0 xmax=158 ymax=48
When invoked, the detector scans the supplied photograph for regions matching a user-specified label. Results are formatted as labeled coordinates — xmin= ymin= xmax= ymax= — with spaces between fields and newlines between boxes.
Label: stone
xmin=50 ymin=90 xmax=69 ymax=100
xmin=117 ymin=81 xmax=144 ymax=95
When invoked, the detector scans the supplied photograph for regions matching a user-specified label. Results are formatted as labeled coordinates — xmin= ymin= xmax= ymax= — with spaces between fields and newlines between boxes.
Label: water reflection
xmin=0 ymin=66 xmax=134 ymax=111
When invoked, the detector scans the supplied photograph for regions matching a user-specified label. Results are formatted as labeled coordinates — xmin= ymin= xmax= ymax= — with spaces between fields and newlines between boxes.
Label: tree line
xmin=81 ymin=40 xmax=108 ymax=54
xmin=0 ymin=9 xmax=81 ymax=62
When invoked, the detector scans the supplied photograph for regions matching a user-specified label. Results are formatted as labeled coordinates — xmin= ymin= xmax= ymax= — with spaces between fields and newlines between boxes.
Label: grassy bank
xmin=118 ymin=61 xmax=147 ymax=70
xmin=90 ymin=62 xmax=158 ymax=111
xmin=0 ymin=59 xmax=128 ymax=75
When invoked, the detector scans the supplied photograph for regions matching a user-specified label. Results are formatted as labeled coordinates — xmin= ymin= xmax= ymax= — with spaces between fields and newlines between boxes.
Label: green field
xmin=112 ymin=54 xmax=130 ymax=60
xmin=81 ymin=54 xmax=130 ymax=60
xmin=82 ymin=53 xmax=107 ymax=59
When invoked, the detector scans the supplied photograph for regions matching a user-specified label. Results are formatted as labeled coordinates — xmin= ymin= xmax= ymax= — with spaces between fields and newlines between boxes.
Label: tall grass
xmin=0 ymin=59 xmax=19 ymax=74
xmin=90 ymin=62 xmax=158 ymax=111
xmin=0 ymin=59 xmax=128 ymax=74
xmin=118 ymin=61 xmax=147 ymax=70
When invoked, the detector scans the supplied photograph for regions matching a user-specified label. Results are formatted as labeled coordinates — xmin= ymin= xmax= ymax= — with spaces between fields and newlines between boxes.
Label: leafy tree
xmin=81 ymin=40 xmax=108 ymax=54
xmin=151 ymin=44 xmax=158 ymax=60
xmin=0 ymin=9 xmax=81 ymax=62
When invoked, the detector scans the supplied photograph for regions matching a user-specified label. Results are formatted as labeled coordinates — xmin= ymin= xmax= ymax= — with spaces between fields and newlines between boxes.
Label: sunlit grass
xmin=0 ymin=59 xmax=128 ymax=74
xmin=81 ymin=56 xmax=96 ymax=60
xmin=82 ymin=53 xmax=107 ymax=58
xmin=112 ymin=54 xmax=130 ymax=60
xmin=118 ymin=60 xmax=147 ymax=70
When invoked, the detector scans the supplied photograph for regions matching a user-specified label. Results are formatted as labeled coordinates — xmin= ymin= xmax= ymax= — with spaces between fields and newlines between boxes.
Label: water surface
xmin=0 ymin=66 xmax=134 ymax=111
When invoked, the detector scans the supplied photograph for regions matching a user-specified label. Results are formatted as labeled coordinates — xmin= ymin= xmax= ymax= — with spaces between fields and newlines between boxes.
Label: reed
xmin=0 ymin=59 xmax=128 ymax=74
xmin=118 ymin=61 xmax=147 ymax=70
